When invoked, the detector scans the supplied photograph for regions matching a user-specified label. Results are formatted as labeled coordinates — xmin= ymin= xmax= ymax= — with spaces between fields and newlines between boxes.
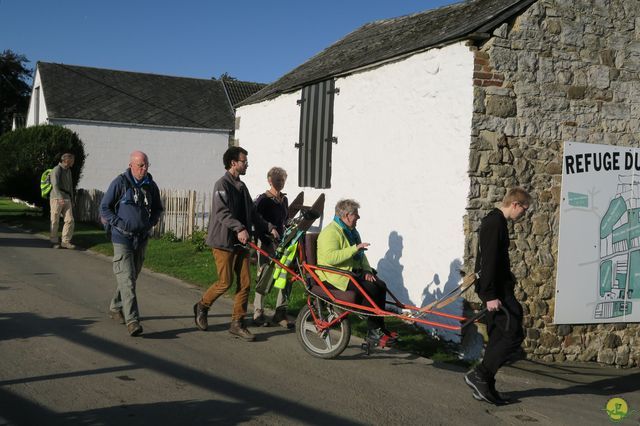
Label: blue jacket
xmin=99 ymin=169 xmax=164 ymax=247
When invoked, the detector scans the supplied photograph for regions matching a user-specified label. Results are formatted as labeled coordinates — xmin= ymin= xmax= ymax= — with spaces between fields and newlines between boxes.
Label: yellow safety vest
xmin=273 ymin=241 xmax=298 ymax=289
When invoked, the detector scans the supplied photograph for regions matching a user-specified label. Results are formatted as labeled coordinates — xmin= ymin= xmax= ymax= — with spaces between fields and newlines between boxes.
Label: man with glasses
xmin=193 ymin=146 xmax=278 ymax=341
xmin=464 ymin=187 xmax=532 ymax=405
xmin=100 ymin=151 xmax=163 ymax=337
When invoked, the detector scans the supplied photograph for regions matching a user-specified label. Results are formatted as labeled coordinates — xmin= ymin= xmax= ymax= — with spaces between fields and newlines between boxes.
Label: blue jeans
xmin=110 ymin=241 xmax=147 ymax=324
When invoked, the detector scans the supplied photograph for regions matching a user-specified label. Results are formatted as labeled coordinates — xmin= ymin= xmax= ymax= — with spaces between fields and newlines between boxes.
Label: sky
xmin=1 ymin=0 xmax=458 ymax=85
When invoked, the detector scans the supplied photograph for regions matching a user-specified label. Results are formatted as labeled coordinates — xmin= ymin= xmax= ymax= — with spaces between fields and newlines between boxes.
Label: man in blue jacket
xmin=100 ymin=151 xmax=163 ymax=336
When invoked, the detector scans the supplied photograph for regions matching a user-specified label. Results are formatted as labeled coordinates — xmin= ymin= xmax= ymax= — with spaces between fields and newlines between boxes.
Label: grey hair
xmin=61 ymin=153 xmax=75 ymax=161
xmin=267 ymin=166 xmax=287 ymax=180
xmin=335 ymin=199 xmax=360 ymax=217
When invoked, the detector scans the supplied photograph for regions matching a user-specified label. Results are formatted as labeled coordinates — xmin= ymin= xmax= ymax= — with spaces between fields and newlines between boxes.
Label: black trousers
xmin=347 ymin=276 xmax=387 ymax=330
xmin=481 ymin=294 xmax=524 ymax=378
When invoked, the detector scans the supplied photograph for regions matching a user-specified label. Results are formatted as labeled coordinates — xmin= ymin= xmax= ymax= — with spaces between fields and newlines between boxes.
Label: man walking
xmin=50 ymin=153 xmax=75 ymax=249
xmin=464 ymin=187 xmax=532 ymax=405
xmin=193 ymin=146 xmax=278 ymax=342
xmin=100 ymin=151 xmax=163 ymax=337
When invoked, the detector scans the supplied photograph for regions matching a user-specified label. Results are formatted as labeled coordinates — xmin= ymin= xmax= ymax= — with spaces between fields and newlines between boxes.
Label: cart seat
xmin=305 ymin=232 xmax=357 ymax=304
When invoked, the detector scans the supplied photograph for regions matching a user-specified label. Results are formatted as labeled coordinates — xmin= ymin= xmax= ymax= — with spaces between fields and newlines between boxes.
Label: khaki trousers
xmin=201 ymin=248 xmax=251 ymax=321
xmin=50 ymin=198 xmax=74 ymax=244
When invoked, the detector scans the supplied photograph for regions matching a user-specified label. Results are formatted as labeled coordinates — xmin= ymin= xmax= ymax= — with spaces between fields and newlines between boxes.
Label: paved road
xmin=0 ymin=224 xmax=639 ymax=425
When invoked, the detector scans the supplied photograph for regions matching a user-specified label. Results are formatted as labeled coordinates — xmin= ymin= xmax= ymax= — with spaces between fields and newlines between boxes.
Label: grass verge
xmin=0 ymin=197 xmax=466 ymax=364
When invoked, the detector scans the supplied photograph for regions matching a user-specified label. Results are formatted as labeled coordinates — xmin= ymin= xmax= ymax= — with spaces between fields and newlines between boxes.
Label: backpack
xmin=40 ymin=169 xmax=53 ymax=199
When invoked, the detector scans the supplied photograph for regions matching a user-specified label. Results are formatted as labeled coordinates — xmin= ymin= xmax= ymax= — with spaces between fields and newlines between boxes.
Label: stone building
xmin=235 ymin=0 xmax=640 ymax=367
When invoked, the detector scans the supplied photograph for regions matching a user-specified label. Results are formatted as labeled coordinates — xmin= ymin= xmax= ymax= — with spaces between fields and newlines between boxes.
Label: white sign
xmin=556 ymin=141 xmax=640 ymax=324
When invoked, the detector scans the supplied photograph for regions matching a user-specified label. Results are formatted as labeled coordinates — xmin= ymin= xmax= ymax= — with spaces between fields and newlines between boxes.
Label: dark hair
xmin=223 ymin=146 xmax=248 ymax=169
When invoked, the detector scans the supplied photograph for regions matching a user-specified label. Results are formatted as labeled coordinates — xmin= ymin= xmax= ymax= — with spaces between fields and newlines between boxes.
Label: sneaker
xmin=52 ymin=243 xmax=60 ymax=249
xmin=229 ymin=320 xmax=255 ymax=342
xmin=60 ymin=242 xmax=76 ymax=249
xmin=464 ymin=369 xmax=501 ymax=405
xmin=127 ymin=321 xmax=143 ymax=337
xmin=109 ymin=309 xmax=125 ymax=324
xmin=253 ymin=309 xmax=268 ymax=327
xmin=271 ymin=307 xmax=293 ymax=329
xmin=193 ymin=302 xmax=209 ymax=331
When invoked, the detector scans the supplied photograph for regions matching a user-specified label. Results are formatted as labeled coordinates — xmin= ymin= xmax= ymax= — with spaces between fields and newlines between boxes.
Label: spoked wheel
xmin=296 ymin=301 xmax=351 ymax=359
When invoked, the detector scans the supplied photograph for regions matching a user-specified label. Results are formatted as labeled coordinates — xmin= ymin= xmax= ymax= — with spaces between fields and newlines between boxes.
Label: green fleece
xmin=316 ymin=221 xmax=371 ymax=291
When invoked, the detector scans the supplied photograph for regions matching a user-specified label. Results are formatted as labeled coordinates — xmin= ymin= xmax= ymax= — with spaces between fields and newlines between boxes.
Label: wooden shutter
xmin=296 ymin=79 xmax=336 ymax=188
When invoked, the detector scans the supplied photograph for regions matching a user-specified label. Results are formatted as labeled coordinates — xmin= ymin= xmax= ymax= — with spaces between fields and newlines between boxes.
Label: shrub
xmin=161 ymin=230 xmax=180 ymax=242
xmin=0 ymin=125 xmax=85 ymax=208
xmin=189 ymin=228 xmax=208 ymax=252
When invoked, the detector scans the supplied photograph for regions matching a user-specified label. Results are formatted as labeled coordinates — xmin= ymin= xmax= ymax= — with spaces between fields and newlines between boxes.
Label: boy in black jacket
xmin=465 ymin=187 xmax=532 ymax=405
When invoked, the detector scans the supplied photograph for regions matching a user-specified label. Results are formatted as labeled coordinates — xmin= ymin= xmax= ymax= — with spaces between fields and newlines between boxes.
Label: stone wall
xmin=465 ymin=0 xmax=640 ymax=367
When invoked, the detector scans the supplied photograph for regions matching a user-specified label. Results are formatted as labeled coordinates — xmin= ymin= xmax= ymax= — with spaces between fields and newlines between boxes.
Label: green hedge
xmin=0 ymin=125 xmax=85 ymax=207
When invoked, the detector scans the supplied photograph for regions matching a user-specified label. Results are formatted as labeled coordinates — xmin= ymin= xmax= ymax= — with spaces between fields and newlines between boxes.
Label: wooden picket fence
xmin=73 ymin=188 xmax=210 ymax=240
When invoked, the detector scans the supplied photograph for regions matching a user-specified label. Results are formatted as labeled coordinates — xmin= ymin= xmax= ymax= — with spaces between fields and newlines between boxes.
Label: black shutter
xmin=297 ymin=79 xmax=335 ymax=188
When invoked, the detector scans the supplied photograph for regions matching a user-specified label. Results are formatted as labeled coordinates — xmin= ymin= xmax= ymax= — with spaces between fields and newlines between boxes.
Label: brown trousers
xmin=201 ymin=248 xmax=251 ymax=321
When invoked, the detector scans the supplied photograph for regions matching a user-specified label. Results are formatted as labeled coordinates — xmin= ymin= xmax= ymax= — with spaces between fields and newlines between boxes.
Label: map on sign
xmin=556 ymin=141 xmax=640 ymax=324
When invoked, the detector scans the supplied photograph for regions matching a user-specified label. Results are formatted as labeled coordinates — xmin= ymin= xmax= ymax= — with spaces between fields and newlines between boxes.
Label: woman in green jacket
xmin=317 ymin=199 xmax=395 ymax=343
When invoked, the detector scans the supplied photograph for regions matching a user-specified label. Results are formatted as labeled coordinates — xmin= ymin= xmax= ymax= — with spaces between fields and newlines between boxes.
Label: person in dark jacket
xmin=100 ymin=151 xmax=163 ymax=337
xmin=252 ymin=166 xmax=293 ymax=329
xmin=464 ymin=187 xmax=532 ymax=405
xmin=193 ymin=146 xmax=278 ymax=342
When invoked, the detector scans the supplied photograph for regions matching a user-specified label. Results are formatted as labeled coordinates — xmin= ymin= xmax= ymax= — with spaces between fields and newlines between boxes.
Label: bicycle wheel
xmin=296 ymin=302 xmax=351 ymax=359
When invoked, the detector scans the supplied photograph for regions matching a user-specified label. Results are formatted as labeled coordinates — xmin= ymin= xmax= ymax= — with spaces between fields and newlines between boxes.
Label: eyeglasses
xmin=517 ymin=202 xmax=529 ymax=212
xmin=133 ymin=163 xmax=149 ymax=168
xmin=235 ymin=159 xmax=248 ymax=165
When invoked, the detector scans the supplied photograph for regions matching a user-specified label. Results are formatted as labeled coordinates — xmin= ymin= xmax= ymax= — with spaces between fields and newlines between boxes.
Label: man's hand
xmin=237 ymin=229 xmax=250 ymax=245
xmin=356 ymin=242 xmax=370 ymax=250
xmin=363 ymin=272 xmax=376 ymax=282
xmin=270 ymin=228 xmax=280 ymax=241
xmin=486 ymin=298 xmax=502 ymax=312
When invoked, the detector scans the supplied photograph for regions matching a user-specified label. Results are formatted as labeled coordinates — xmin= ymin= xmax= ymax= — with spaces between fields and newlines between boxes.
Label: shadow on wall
xmin=376 ymin=231 xmax=413 ymax=306
xmin=420 ymin=258 xmax=464 ymax=341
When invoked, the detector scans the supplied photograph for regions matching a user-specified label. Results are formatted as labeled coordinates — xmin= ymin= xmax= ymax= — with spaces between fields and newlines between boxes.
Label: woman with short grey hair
xmin=316 ymin=198 xmax=397 ymax=346
xmin=334 ymin=199 xmax=360 ymax=218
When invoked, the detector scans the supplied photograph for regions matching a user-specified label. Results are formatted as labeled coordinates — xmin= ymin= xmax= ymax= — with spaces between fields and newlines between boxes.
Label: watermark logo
xmin=605 ymin=397 xmax=629 ymax=422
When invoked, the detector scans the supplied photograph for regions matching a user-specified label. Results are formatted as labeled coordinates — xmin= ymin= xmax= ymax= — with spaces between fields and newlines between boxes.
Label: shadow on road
xmin=0 ymin=236 xmax=52 ymax=249
xmin=0 ymin=311 xmax=363 ymax=425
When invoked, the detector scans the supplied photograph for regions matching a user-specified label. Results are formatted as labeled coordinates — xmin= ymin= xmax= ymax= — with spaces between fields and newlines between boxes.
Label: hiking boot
xmin=229 ymin=320 xmax=255 ymax=341
xmin=127 ymin=321 xmax=143 ymax=337
xmin=253 ymin=308 xmax=268 ymax=327
xmin=60 ymin=242 xmax=76 ymax=250
xmin=488 ymin=377 xmax=513 ymax=404
xmin=271 ymin=307 xmax=293 ymax=329
xmin=110 ymin=309 xmax=125 ymax=324
xmin=193 ymin=302 xmax=209 ymax=331
xmin=464 ymin=369 xmax=501 ymax=405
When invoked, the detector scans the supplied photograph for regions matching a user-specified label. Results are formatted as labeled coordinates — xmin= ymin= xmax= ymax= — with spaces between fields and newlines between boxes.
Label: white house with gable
xmin=235 ymin=0 xmax=529 ymax=319
xmin=27 ymin=62 xmax=264 ymax=195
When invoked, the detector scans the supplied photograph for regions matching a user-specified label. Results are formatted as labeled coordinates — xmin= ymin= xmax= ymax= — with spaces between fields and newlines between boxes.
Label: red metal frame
xmin=249 ymin=240 xmax=471 ymax=333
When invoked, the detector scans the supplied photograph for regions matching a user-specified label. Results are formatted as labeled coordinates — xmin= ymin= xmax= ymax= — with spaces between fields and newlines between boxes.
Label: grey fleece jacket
xmin=205 ymin=172 xmax=274 ymax=251
xmin=50 ymin=163 xmax=73 ymax=200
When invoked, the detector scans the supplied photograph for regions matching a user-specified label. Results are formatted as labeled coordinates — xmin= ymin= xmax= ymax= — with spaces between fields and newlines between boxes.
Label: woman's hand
xmin=356 ymin=242 xmax=370 ymax=250
xmin=363 ymin=272 xmax=376 ymax=282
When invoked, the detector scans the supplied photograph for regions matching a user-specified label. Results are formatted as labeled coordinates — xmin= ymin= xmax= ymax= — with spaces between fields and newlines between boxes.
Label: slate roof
xmin=221 ymin=79 xmax=267 ymax=108
xmin=37 ymin=62 xmax=235 ymax=130
xmin=240 ymin=0 xmax=534 ymax=106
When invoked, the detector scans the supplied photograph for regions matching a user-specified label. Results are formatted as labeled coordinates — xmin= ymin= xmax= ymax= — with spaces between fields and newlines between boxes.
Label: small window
xmin=296 ymin=79 xmax=337 ymax=188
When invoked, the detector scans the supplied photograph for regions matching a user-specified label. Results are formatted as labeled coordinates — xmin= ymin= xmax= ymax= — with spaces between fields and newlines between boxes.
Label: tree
xmin=0 ymin=125 xmax=85 ymax=208
xmin=0 ymin=50 xmax=33 ymax=136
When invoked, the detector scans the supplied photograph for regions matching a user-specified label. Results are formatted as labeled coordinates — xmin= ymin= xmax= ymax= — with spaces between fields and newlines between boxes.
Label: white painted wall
xmin=50 ymin=120 xmax=228 ymax=195
xmin=236 ymin=42 xmax=475 ymax=328
xmin=26 ymin=69 xmax=49 ymax=126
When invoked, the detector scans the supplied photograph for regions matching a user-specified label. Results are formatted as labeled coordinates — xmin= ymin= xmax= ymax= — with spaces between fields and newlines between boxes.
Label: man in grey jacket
xmin=193 ymin=146 xmax=278 ymax=341
xmin=50 ymin=153 xmax=75 ymax=249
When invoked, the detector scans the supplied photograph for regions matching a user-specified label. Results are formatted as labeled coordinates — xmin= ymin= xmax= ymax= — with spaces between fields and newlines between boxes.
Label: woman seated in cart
xmin=316 ymin=199 xmax=397 ymax=344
